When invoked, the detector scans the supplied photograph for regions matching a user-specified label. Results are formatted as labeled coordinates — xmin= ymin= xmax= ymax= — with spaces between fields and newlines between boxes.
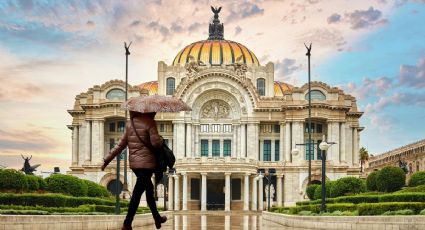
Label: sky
xmin=0 ymin=0 xmax=424 ymax=172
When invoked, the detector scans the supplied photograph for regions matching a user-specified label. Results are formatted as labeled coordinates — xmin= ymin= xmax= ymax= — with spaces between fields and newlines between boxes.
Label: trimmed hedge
xmin=0 ymin=193 xmax=129 ymax=208
xmin=306 ymin=184 xmax=319 ymax=200
xmin=26 ymin=175 xmax=40 ymax=191
xmin=45 ymin=174 xmax=88 ymax=197
xmin=82 ymin=180 xmax=111 ymax=198
xmin=376 ymin=166 xmax=405 ymax=192
xmin=408 ymin=171 xmax=425 ymax=187
xmin=366 ymin=171 xmax=378 ymax=191
xmin=357 ymin=202 xmax=425 ymax=215
xmin=396 ymin=185 xmax=425 ymax=193
xmin=330 ymin=177 xmax=365 ymax=198
xmin=313 ymin=181 xmax=334 ymax=200
xmin=0 ymin=169 xmax=28 ymax=192
xmin=289 ymin=203 xmax=356 ymax=214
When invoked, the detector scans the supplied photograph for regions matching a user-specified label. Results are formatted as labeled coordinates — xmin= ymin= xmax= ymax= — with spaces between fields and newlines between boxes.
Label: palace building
xmin=67 ymin=7 xmax=364 ymax=209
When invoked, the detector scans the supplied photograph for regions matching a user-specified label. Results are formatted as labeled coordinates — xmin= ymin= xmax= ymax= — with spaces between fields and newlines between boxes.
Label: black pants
xmin=124 ymin=169 xmax=161 ymax=225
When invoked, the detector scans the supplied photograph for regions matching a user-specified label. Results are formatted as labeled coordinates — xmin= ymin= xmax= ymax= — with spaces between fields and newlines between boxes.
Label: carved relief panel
xmin=201 ymin=100 xmax=230 ymax=120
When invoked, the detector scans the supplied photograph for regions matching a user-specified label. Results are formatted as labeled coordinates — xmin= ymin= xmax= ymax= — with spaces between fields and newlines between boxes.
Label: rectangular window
xmin=201 ymin=140 xmax=209 ymax=157
xmin=109 ymin=138 xmax=115 ymax=151
xmin=305 ymin=140 xmax=314 ymax=160
xmin=201 ymin=124 xmax=209 ymax=133
xmin=231 ymin=178 xmax=241 ymax=200
xmin=159 ymin=124 xmax=164 ymax=132
xmin=275 ymin=140 xmax=280 ymax=161
xmin=190 ymin=178 xmax=200 ymax=200
xmin=305 ymin=123 xmax=315 ymax=133
xmin=117 ymin=121 xmax=125 ymax=132
xmin=109 ymin=122 xmax=115 ymax=132
xmin=211 ymin=124 xmax=220 ymax=132
xmin=274 ymin=124 xmax=280 ymax=133
xmin=261 ymin=124 xmax=272 ymax=133
xmin=316 ymin=124 xmax=323 ymax=133
xmin=212 ymin=140 xmax=220 ymax=156
xmin=223 ymin=124 xmax=232 ymax=132
xmin=263 ymin=140 xmax=271 ymax=161
xmin=223 ymin=140 xmax=231 ymax=157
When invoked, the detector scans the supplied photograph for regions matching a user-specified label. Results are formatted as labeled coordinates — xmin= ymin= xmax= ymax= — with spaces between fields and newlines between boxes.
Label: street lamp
xmin=318 ymin=140 xmax=336 ymax=213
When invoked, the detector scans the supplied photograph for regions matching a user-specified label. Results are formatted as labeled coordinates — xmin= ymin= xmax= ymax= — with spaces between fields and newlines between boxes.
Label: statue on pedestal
xmin=20 ymin=155 xmax=40 ymax=175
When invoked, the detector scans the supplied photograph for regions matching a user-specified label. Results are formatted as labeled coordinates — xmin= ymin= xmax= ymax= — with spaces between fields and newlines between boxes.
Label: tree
xmin=360 ymin=147 xmax=369 ymax=172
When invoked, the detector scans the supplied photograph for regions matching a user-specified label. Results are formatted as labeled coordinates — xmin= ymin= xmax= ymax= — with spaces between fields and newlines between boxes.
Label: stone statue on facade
xmin=20 ymin=155 xmax=40 ymax=175
xmin=399 ymin=159 xmax=409 ymax=174
xmin=209 ymin=6 xmax=224 ymax=40
xmin=233 ymin=55 xmax=248 ymax=78
xmin=185 ymin=55 xmax=204 ymax=80
xmin=265 ymin=184 xmax=275 ymax=200
xmin=157 ymin=183 xmax=164 ymax=198
xmin=202 ymin=100 xmax=230 ymax=120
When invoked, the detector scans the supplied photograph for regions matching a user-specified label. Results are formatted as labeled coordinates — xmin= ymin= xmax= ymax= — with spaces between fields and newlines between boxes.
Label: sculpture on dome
xmin=208 ymin=6 xmax=224 ymax=40
xmin=185 ymin=55 xmax=204 ymax=79
xmin=233 ymin=55 xmax=248 ymax=77
xmin=20 ymin=155 xmax=40 ymax=175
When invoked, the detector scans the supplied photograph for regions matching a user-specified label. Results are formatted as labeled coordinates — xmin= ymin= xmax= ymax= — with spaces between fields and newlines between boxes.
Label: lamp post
xmin=318 ymin=140 xmax=336 ymax=213
xmin=305 ymin=43 xmax=312 ymax=185
xmin=123 ymin=42 xmax=132 ymax=192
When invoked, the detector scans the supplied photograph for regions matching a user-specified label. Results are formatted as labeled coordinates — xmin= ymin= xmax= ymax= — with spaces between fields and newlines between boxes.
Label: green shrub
xmin=334 ymin=194 xmax=379 ymax=204
xmin=408 ymin=171 xmax=425 ymax=187
xmin=366 ymin=171 xmax=378 ymax=191
xmin=26 ymin=175 xmax=40 ymax=191
xmin=376 ymin=166 xmax=405 ymax=192
xmin=290 ymin=203 xmax=355 ymax=214
xmin=330 ymin=177 xmax=365 ymax=198
xmin=37 ymin=176 xmax=47 ymax=190
xmin=0 ymin=209 xmax=49 ymax=215
xmin=382 ymin=209 xmax=415 ymax=215
xmin=313 ymin=181 xmax=334 ymax=200
xmin=0 ymin=193 xmax=129 ymax=208
xmin=357 ymin=202 xmax=425 ymax=215
xmin=420 ymin=208 xmax=425 ymax=215
xmin=379 ymin=193 xmax=425 ymax=203
xmin=0 ymin=169 xmax=28 ymax=192
xmin=45 ymin=174 xmax=88 ymax=197
xmin=306 ymin=184 xmax=320 ymax=200
xmin=82 ymin=180 xmax=111 ymax=197
xmin=396 ymin=185 xmax=425 ymax=193
xmin=298 ymin=210 xmax=316 ymax=216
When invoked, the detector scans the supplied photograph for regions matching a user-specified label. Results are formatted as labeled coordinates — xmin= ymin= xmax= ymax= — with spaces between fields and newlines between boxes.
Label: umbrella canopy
xmin=121 ymin=95 xmax=192 ymax=113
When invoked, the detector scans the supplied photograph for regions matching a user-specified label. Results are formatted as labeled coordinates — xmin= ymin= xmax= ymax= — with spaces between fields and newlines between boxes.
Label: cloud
xmin=345 ymin=6 xmax=386 ymax=29
xmin=0 ymin=128 xmax=62 ymax=154
xmin=342 ymin=76 xmax=393 ymax=100
xmin=275 ymin=58 xmax=302 ymax=80
xmin=299 ymin=28 xmax=346 ymax=50
xmin=234 ymin=25 xmax=242 ymax=36
xmin=364 ymin=92 xmax=425 ymax=114
xmin=327 ymin=13 xmax=341 ymax=23
xmin=399 ymin=58 xmax=425 ymax=88
xmin=227 ymin=2 xmax=265 ymax=21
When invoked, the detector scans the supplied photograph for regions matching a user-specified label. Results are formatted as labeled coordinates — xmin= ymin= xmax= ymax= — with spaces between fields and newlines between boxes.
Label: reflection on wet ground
xmin=135 ymin=212 xmax=310 ymax=230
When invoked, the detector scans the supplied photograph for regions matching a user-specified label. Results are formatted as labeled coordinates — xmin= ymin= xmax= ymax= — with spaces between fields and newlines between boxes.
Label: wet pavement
xmin=135 ymin=212 xmax=310 ymax=230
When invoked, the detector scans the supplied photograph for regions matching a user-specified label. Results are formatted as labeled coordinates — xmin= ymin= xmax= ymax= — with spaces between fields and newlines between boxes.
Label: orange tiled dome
xmin=172 ymin=40 xmax=259 ymax=67
xmin=138 ymin=81 xmax=158 ymax=95
xmin=274 ymin=81 xmax=293 ymax=96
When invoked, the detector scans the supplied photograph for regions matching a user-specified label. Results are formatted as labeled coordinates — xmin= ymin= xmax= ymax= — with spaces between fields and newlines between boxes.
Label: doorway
xmin=207 ymin=179 xmax=225 ymax=210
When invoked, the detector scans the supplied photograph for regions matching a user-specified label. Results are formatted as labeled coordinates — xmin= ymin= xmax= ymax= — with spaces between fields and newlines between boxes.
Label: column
xmin=225 ymin=173 xmax=231 ymax=211
xmin=244 ymin=173 xmax=250 ymax=210
xmin=353 ymin=128 xmax=359 ymax=166
xmin=340 ymin=123 xmax=346 ymax=162
xmin=99 ymin=121 xmax=104 ymax=161
xmin=271 ymin=139 xmax=275 ymax=161
xmin=168 ymin=174 xmax=174 ymax=211
xmin=327 ymin=122 xmax=333 ymax=161
xmin=72 ymin=126 xmax=79 ymax=166
xmin=173 ymin=121 xmax=185 ymax=158
xmin=186 ymin=124 xmax=192 ymax=157
xmin=91 ymin=121 xmax=99 ymax=164
xmin=285 ymin=122 xmax=291 ymax=162
xmin=345 ymin=124 xmax=353 ymax=165
xmin=182 ymin=173 xmax=188 ymax=210
xmin=84 ymin=121 xmax=91 ymax=164
xmin=240 ymin=123 xmax=246 ymax=158
xmin=251 ymin=176 xmax=257 ymax=211
xmin=247 ymin=123 xmax=259 ymax=160
xmin=174 ymin=174 xmax=180 ymax=210
xmin=258 ymin=175 xmax=264 ymax=210
xmin=201 ymin=173 xmax=207 ymax=211
xmin=232 ymin=125 xmax=238 ymax=158
xmin=194 ymin=124 xmax=200 ymax=157
xmin=259 ymin=140 xmax=264 ymax=161
xmin=331 ymin=122 xmax=340 ymax=162
xmin=279 ymin=122 xmax=284 ymax=162
xmin=277 ymin=174 xmax=283 ymax=206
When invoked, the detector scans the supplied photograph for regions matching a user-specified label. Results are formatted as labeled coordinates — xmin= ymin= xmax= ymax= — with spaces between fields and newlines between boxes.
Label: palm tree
xmin=359 ymin=147 xmax=369 ymax=172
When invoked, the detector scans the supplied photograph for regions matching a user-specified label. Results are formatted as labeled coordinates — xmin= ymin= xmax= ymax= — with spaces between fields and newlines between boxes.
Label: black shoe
xmin=154 ymin=216 xmax=167 ymax=229
xmin=121 ymin=223 xmax=133 ymax=230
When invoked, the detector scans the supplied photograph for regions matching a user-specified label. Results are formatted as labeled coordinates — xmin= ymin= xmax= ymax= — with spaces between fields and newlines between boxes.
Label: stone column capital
xmin=225 ymin=172 xmax=232 ymax=176
xmin=201 ymin=172 xmax=208 ymax=176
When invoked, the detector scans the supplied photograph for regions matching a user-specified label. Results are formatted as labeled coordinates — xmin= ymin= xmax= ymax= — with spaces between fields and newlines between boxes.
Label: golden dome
xmin=139 ymin=81 xmax=292 ymax=97
xmin=274 ymin=81 xmax=293 ymax=96
xmin=138 ymin=81 xmax=158 ymax=95
xmin=172 ymin=40 xmax=259 ymax=67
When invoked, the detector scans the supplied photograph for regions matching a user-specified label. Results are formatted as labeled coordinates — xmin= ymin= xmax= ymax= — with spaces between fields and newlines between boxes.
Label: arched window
xmin=106 ymin=89 xmax=125 ymax=100
xmin=305 ymin=90 xmax=326 ymax=101
xmin=257 ymin=78 xmax=265 ymax=96
xmin=166 ymin=77 xmax=175 ymax=95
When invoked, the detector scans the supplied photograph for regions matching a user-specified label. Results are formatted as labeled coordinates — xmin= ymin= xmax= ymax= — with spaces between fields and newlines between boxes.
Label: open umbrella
xmin=121 ymin=95 xmax=192 ymax=113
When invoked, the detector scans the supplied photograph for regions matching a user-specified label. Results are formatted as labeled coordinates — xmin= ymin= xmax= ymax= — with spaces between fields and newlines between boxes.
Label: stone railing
xmin=262 ymin=211 xmax=425 ymax=230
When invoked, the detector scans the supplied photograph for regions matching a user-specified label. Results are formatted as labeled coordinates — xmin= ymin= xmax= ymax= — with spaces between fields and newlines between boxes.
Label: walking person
xmin=102 ymin=111 xmax=167 ymax=230
xmin=101 ymin=95 xmax=191 ymax=230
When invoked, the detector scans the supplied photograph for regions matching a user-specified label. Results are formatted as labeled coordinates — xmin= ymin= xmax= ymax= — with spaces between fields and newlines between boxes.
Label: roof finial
xmin=208 ymin=6 xmax=224 ymax=40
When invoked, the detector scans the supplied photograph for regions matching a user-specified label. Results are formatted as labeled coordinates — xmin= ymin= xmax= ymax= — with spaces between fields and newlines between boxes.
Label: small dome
xmin=172 ymin=40 xmax=260 ymax=67
xmin=138 ymin=81 xmax=158 ymax=95
xmin=274 ymin=81 xmax=293 ymax=96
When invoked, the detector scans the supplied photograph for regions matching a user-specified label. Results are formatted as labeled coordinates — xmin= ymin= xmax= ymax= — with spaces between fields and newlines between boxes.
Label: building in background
xmin=365 ymin=139 xmax=425 ymax=179
xmin=67 ymin=8 xmax=363 ymax=208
